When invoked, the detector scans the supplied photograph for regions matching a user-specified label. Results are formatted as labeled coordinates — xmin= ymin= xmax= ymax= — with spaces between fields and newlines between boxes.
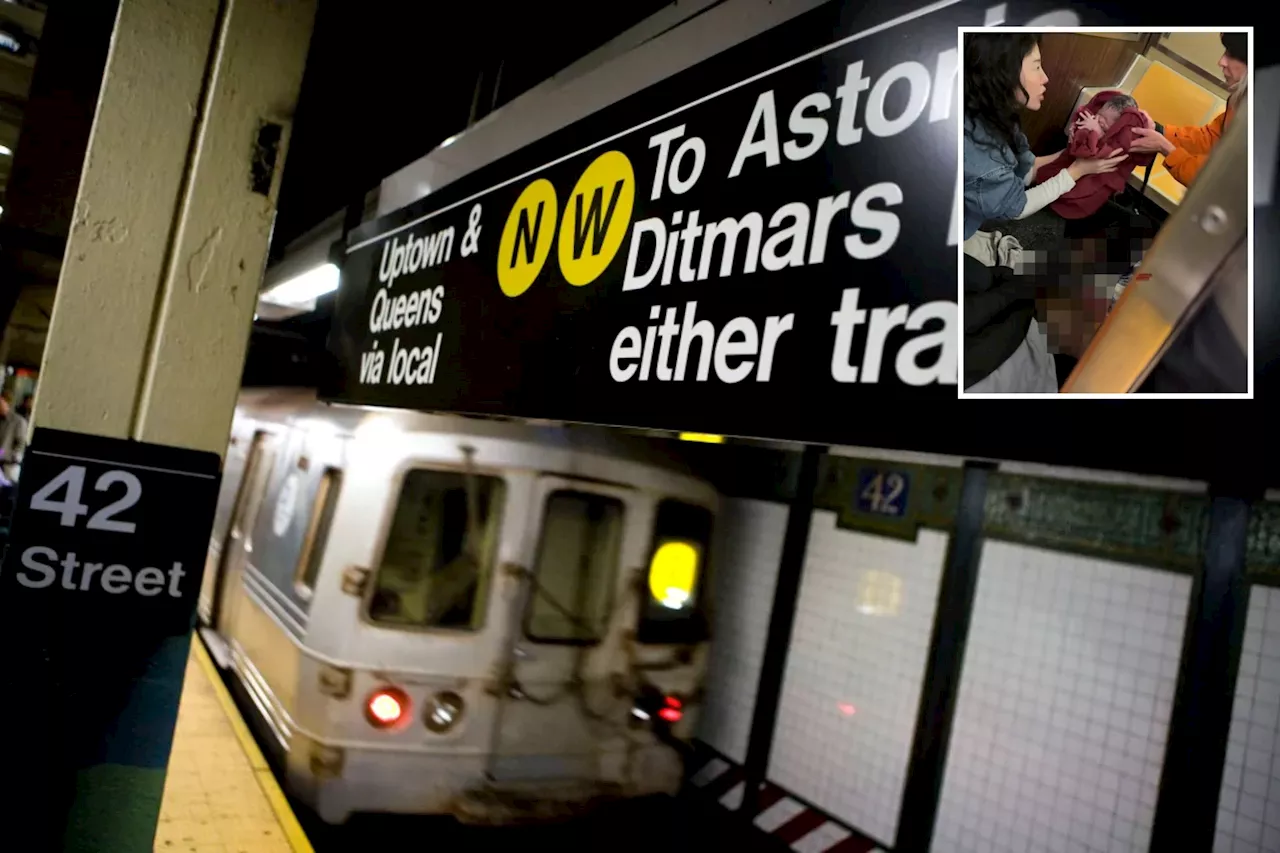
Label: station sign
xmin=0 ymin=428 xmax=221 ymax=845
xmin=325 ymin=0 xmax=1271 ymax=459
xmin=326 ymin=0 xmax=999 ymax=438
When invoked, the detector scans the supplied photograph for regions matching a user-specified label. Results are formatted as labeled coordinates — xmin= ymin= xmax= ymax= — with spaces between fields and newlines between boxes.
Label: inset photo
xmin=958 ymin=28 xmax=1252 ymax=397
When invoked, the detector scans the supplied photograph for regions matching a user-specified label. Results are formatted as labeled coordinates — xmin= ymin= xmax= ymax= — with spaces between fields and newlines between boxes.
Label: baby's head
xmin=1097 ymin=94 xmax=1138 ymax=130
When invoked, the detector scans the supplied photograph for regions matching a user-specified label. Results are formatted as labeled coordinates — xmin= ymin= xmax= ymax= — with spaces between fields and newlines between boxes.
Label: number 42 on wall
xmin=856 ymin=468 xmax=910 ymax=518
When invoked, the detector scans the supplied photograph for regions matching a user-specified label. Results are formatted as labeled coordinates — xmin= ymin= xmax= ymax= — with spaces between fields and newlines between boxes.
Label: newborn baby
xmin=1073 ymin=94 xmax=1138 ymax=155
xmin=1034 ymin=91 xmax=1157 ymax=220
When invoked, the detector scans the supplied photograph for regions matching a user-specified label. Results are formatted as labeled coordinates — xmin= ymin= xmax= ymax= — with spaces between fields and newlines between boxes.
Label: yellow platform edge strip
xmin=191 ymin=636 xmax=315 ymax=853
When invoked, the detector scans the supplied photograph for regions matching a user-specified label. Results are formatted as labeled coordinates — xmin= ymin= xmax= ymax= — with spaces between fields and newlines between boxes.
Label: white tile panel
xmin=768 ymin=512 xmax=949 ymax=846
xmin=697 ymin=498 xmax=788 ymax=764
xmin=1214 ymin=585 xmax=1280 ymax=853
xmin=932 ymin=541 xmax=1191 ymax=853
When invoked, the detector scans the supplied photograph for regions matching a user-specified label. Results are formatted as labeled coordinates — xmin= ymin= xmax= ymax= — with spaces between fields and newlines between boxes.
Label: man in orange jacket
xmin=1129 ymin=32 xmax=1248 ymax=187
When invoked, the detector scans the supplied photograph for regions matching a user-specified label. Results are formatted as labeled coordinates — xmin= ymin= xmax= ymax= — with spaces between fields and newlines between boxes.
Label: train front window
xmin=369 ymin=469 xmax=504 ymax=631
xmin=527 ymin=491 xmax=624 ymax=643
xmin=638 ymin=500 xmax=713 ymax=644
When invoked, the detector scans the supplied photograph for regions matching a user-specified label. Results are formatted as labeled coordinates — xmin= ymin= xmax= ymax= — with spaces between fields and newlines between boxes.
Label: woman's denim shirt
xmin=963 ymin=116 xmax=1035 ymax=240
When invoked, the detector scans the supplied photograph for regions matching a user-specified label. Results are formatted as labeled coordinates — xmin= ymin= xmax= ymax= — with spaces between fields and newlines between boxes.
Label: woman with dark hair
xmin=962 ymin=33 xmax=1127 ymax=241
xmin=962 ymin=34 xmax=1128 ymax=393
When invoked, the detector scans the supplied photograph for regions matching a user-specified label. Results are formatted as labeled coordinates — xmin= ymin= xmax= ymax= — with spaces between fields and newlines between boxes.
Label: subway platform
xmin=151 ymin=639 xmax=778 ymax=853
xmin=153 ymin=641 xmax=312 ymax=853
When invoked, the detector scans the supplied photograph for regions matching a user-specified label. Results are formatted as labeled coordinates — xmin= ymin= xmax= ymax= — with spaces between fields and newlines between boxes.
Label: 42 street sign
xmin=0 ymin=428 xmax=221 ymax=846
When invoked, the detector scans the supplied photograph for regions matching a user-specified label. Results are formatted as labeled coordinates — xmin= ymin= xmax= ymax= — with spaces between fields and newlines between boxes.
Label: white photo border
xmin=955 ymin=26 xmax=1254 ymax=400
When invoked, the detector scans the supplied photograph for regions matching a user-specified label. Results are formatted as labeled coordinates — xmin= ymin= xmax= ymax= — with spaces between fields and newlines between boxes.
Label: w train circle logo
xmin=496 ymin=150 xmax=635 ymax=297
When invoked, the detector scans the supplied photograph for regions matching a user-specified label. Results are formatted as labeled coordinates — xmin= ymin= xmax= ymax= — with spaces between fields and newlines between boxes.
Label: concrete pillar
xmin=36 ymin=0 xmax=315 ymax=455
xmin=19 ymin=0 xmax=316 ymax=848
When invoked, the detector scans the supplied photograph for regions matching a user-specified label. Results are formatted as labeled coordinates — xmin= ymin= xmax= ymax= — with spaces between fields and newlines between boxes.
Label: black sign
xmin=0 ymin=428 xmax=221 ymax=844
xmin=327 ymin=1 xmax=1045 ymax=426
xmin=325 ymin=0 xmax=1277 ymax=482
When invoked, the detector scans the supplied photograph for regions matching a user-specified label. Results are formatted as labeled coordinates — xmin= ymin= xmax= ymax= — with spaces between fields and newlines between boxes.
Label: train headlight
xmin=648 ymin=540 xmax=699 ymax=610
xmin=424 ymin=690 xmax=465 ymax=733
xmin=364 ymin=686 xmax=410 ymax=729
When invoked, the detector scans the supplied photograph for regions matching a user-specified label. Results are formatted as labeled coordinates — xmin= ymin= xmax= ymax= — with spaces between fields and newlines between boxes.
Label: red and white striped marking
xmin=688 ymin=751 xmax=888 ymax=853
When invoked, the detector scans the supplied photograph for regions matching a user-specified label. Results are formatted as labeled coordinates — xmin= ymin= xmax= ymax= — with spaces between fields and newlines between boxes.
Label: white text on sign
xmin=16 ymin=547 xmax=186 ymax=597
xmin=611 ymin=47 xmax=961 ymax=387
xmin=17 ymin=463 xmax=192 ymax=600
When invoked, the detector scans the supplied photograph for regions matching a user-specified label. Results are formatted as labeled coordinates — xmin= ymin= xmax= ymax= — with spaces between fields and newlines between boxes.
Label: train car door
xmin=200 ymin=428 xmax=255 ymax=626
xmin=487 ymin=475 xmax=650 ymax=785
xmin=213 ymin=430 xmax=279 ymax=638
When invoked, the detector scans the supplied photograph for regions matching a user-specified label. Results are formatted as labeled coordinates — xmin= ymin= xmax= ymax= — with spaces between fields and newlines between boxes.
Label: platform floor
xmin=153 ymin=640 xmax=311 ymax=853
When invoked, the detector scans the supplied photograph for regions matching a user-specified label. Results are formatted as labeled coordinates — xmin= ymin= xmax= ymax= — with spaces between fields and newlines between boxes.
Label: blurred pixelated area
xmin=984 ymin=207 xmax=1159 ymax=386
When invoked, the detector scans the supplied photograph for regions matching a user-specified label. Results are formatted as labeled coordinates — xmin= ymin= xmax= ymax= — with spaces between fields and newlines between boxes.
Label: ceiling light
xmin=260 ymin=262 xmax=340 ymax=308
xmin=0 ymin=145 xmax=11 ymax=157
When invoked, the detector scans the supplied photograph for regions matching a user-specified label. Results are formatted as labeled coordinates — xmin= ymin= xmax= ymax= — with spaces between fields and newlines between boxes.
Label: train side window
xmin=233 ymin=431 xmax=276 ymax=537
xmin=294 ymin=467 xmax=342 ymax=597
xmin=637 ymin=500 xmax=714 ymax=645
xmin=369 ymin=469 xmax=505 ymax=631
xmin=210 ymin=430 xmax=260 ymax=548
xmin=526 ymin=491 xmax=624 ymax=644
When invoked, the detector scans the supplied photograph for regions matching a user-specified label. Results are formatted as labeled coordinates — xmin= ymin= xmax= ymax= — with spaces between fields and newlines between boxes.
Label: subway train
xmin=198 ymin=388 xmax=719 ymax=824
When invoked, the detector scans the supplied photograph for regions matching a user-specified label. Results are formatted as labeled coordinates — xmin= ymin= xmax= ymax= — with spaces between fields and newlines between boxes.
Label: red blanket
xmin=1035 ymin=90 xmax=1157 ymax=220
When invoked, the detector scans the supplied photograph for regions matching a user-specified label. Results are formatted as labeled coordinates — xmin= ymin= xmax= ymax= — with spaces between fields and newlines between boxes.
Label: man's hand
xmin=1137 ymin=108 xmax=1156 ymax=130
xmin=1129 ymin=126 xmax=1174 ymax=155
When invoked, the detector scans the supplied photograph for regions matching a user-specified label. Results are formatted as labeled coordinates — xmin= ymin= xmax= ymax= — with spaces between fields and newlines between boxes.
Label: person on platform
xmin=0 ymin=395 xmax=31 ymax=484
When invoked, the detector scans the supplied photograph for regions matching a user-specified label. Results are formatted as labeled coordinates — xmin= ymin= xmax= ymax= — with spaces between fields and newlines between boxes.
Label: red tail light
xmin=658 ymin=695 xmax=683 ymax=723
xmin=365 ymin=687 xmax=410 ymax=729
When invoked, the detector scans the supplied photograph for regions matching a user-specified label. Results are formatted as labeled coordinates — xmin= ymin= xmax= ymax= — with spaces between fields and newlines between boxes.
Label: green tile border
xmin=1245 ymin=500 xmax=1280 ymax=585
xmin=981 ymin=473 xmax=1209 ymax=574
xmin=714 ymin=450 xmax=1280 ymax=581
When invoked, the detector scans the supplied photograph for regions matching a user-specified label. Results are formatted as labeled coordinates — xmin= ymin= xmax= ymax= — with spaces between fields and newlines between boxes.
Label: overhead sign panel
xmin=327 ymin=0 xmax=986 ymax=432
xmin=325 ymin=0 xmax=1221 ymax=445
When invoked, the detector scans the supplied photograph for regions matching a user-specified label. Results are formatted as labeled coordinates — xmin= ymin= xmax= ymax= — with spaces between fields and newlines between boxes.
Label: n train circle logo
xmin=497 ymin=179 xmax=557 ymax=297
xmin=496 ymin=150 xmax=635 ymax=297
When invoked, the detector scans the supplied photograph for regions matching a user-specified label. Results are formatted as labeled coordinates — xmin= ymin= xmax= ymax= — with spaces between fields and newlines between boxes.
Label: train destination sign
xmin=0 ymin=428 xmax=221 ymax=845
xmin=325 ymin=0 xmax=1163 ymax=443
